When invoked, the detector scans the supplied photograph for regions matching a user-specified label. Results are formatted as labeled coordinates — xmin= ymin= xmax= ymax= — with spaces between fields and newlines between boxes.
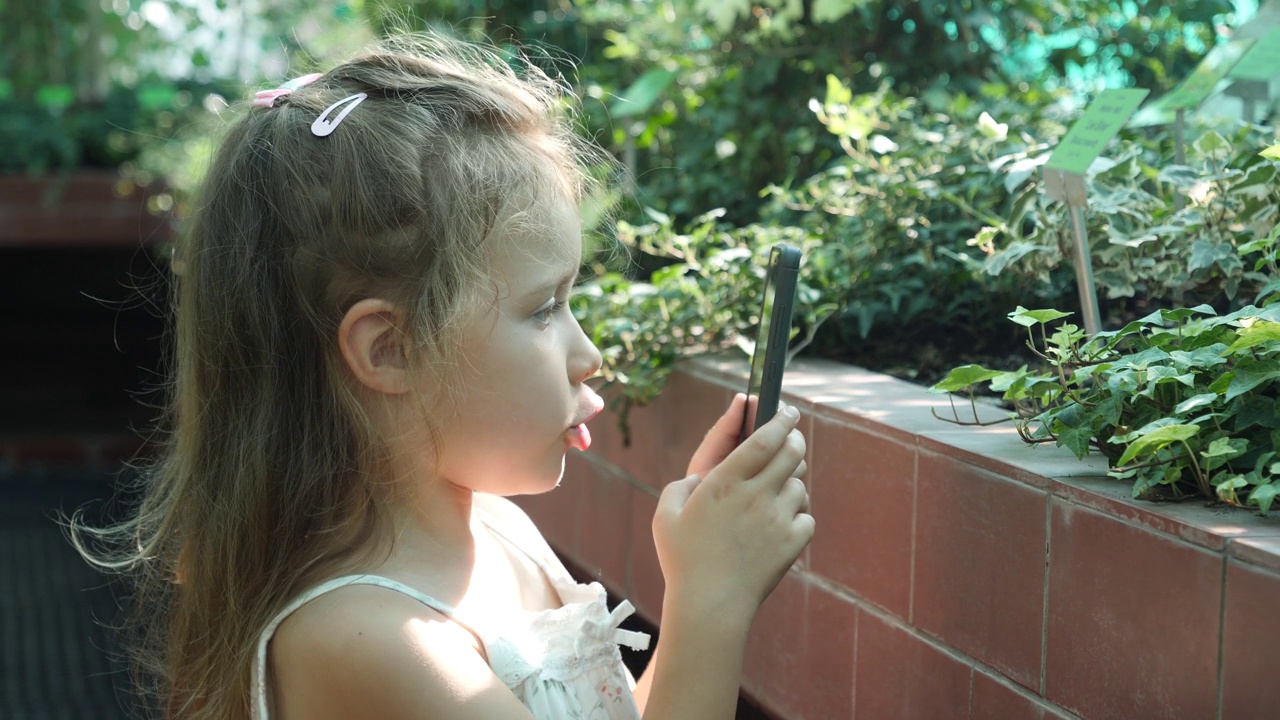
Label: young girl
xmin=79 ymin=33 xmax=813 ymax=720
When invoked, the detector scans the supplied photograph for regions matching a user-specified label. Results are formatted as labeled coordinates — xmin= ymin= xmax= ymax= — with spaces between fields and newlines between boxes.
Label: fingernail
xmin=783 ymin=404 xmax=800 ymax=420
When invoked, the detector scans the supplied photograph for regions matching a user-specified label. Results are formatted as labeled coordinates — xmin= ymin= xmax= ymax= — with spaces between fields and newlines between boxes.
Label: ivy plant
xmin=933 ymin=220 xmax=1280 ymax=513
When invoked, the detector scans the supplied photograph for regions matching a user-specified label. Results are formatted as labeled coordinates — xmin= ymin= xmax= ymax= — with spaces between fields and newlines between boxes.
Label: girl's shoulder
xmin=267 ymin=580 xmax=529 ymax=719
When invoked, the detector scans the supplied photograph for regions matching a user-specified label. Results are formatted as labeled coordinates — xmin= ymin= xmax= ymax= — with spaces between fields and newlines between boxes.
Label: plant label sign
xmin=1044 ymin=88 xmax=1149 ymax=176
xmin=1228 ymin=28 xmax=1280 ymax=82
xmin=1129 ymin=39 xmax=1257 ymax=127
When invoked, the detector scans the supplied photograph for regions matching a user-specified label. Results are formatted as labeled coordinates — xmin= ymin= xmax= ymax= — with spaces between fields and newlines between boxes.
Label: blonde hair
xmin=73 ymin=32 xmax=606 ymax=720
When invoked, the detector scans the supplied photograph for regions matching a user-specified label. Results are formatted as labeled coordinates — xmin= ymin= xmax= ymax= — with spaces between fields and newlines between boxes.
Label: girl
xmin=78 ymin=33 xmax=813 ymax=720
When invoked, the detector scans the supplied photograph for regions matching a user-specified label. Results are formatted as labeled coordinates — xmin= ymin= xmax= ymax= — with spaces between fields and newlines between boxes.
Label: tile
xmin=742 ymin=571 xmax=809 ymax=720
xmin=589 ymin=384 xmax=669 ymax=491
xmin=809 ymin=416 xmax=914 ymax=620
xmin=1045 ymin=501 xmax=1222 ymax=720
xmin=918 ymin=425 xmax=1109 ymax=489
xmin=1227 ymin=535 xmax=1280 ymax=573
xmin=853 ymin=609 xmax=971 ymax=720
xmin=626 ymin=491 xmax=665 ymax=624
xmin=971 ymin=670 xmax=1070 ymax=720
xmin=914 ymin=449 xmax=1048 ymax=690
xmin=1052 ymin=475 xmax=1280 ymax=552
xmin=1221 ymin=560 xmax=1280 ymax=719
xmin=653 ymin=370 xmax=733 ymax=485
xmin=574 ymin=460 xmax=633 ymax=592
xmin=799 ymin=586 xmax=857 ymax=720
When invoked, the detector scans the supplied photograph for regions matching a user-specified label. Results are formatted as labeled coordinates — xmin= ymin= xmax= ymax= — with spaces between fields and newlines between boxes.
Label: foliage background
xmin=4 ymin=0 xmax=1276 ymax=504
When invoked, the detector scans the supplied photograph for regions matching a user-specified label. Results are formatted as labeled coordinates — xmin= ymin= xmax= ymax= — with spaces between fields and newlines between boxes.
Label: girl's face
xmin=431 ymin=194 xmax=604 ymax=496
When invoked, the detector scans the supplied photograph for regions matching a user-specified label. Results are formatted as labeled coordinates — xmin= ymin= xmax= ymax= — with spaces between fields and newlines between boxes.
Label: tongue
xmin=569 ymin=424 xmax=592 ymax=452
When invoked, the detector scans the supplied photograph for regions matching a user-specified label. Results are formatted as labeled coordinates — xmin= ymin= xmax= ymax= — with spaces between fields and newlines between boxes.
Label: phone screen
xmin=740 ymin=245 xmax=800 ymax=441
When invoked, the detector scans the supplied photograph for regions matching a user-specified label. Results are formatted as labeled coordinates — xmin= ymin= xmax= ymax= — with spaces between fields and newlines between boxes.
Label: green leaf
xmin=1225 ymin=359 xmax=1280 ymax=401
xmin=1118 ymin=424 xmax=1200 ymax=466
xmin=1261 ymin=144 xmax=1280 ymax=161
xmin=611 ymin=70 xmax=678 ymax=118
xmin=1208 ymin=371 xmax=1235 ymax=395
xmin=932 ymin=364 xmax=1004 ymax=392
xmin=1234 ymin=396 xmax=1280 ymax=431
xmin=1175 ymin=393 xmax=1218 ymax=414
xmin=1008 ymin=306 xmax=1072 ymax=327
xmin=1247 ymin=482 xmax=1279 ymax=514
xmin=1224 ymin=320 xmax=1280 ymax=354
xmin=1058 ymin=423 xmax=1095 ymax=459
xmin=1192 ymin=129 xmax=1232 ymax=160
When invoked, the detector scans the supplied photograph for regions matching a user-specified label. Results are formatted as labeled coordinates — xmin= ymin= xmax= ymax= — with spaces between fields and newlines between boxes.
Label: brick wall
xmin=513 ymin=357 xmax=1280 ymax=720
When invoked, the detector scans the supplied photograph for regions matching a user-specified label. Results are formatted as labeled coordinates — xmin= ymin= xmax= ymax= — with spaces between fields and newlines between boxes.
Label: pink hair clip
xmin=252 ymin=72 xmax=324 ymax=108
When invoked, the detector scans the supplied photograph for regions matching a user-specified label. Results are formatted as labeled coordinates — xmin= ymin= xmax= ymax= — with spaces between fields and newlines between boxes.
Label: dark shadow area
xmin=0 ymin=469 xmax=140 ymax=719
xmin=0 ymin=246 xmax=168 ymax=435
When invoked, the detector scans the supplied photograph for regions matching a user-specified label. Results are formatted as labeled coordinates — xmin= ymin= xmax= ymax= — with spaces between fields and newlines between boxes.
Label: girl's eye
xmin=533 ymin=298 xmax=566 ymax=326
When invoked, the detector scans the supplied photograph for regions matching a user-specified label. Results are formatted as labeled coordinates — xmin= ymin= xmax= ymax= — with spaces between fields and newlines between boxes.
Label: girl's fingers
xmin=686 ymin=393 xmax=749 ymax=478
xmin=714 ymin=402 xmax=801 ymax=481
xmin=781 ymin=476 xmax=809 ymax=516
xmin=752 ymin=426 xmax=807 ymax=492
xmin=792 ymin=460 xmax=808 ymax=481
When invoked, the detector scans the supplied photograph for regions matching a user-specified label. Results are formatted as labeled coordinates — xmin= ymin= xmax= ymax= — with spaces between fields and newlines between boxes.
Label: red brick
xmin=1051 ymin=475 xmax=1280 ymax=552
xmin=809 ymin=416 xmax=914 ymax=620
xmin=972 ymin=670 xmax=1070 ymax=720
xmin=1221 ymin=559 xmax=1280 ymax=719
xmin=742 ymin=571 xmax=809 ymax=719
xmin=854 ymin=609 xmax=971 ymax=720
xmin=799 ymin=586 xmax=856 ymax=720
xmin=1045 ymin=501 xmax=1221 ymax=720
xmin=589 ymin=385 xmax=669 ymax=490
xmin=914 ymin=449 xmax=1048 ymax=690
xmin=574 ymin=460 xmax=633 ymax=593
xmin=627 ymin=491 xmax=665 ymax=624
xmin=652 ymin=369 xmax=734 ymax=485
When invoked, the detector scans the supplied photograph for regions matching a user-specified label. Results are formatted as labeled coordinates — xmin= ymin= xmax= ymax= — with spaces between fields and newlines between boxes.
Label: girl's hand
xmin=685 ymin=394 xmax=807 ymax=480
xmin=653 ymin=401 xmax=813 ymax=626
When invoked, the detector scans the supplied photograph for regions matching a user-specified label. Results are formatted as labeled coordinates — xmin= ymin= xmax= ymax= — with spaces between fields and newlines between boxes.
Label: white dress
xmin=250 ymin=503 xmax=650 ymax=720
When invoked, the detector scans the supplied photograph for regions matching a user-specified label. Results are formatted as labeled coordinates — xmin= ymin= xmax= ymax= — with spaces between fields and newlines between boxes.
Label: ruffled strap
xmin=607 ymin=600 xmax=651 ymax=652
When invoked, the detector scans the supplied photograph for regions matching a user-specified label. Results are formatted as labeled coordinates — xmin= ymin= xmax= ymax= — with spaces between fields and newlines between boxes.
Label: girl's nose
xmin=570 ymin=320 xmax=603 ymax=384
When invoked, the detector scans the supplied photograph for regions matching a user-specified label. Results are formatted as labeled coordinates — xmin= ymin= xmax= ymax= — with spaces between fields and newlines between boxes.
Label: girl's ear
xmin=338 ymin=298 xmax=412 ymax=394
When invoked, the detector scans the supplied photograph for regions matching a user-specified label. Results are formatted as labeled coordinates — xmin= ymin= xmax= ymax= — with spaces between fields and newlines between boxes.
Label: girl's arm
xmin=633 ymin=399 xmax=812 ymax=719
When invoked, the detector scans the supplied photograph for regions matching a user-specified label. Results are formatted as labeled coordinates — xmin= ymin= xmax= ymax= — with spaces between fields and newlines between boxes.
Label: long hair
xmin=72 ymin=32 xmax=604 ymax=720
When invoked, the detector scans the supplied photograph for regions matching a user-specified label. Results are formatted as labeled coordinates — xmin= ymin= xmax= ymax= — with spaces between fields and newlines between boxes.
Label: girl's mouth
xmin=566 ymin=424 xmax=592 ymax=452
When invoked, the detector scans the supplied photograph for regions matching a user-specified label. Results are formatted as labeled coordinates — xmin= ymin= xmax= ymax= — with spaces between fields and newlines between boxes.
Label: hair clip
xmin=311 ymin=93 xmax=367 ymax=137
xmin=252 ymin=72 xmax=324 ymax=109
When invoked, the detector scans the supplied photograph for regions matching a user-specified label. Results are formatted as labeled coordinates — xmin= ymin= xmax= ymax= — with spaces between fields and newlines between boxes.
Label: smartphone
xmin=740 ymin=244 xmax=802 ymax=441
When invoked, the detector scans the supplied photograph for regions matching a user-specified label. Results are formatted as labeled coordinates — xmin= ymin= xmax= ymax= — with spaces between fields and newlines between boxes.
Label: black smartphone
xmin=740 ymin=244 xmax=802 ymax=441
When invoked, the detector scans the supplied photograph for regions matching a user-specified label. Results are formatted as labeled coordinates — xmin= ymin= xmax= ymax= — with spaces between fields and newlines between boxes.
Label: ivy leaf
xmin=1234 ymin=396 xmax=1280 ymax=431
xmin=1224 ymin=320 xmax=1280 ymax=354
xmin=1008 ymin=306 xmax=1072 ymax=327
xmin=931 ymin=364 xmax=1004 ymax=392
xmin=1175 ymin=393 xmax=1219 ymax=415
xmin=1247 ymin=482 xmax=1279 ymax=515
xmin=1118 ymin=424 xmax=1200 ymax=466
xmin=1192 ymin=129 xmax=1232 ymax=161
xmin=1058 ymin=423 xmax=1095 ymax=459
xmin=1225 ymin=359 xmax=1280 ymax=401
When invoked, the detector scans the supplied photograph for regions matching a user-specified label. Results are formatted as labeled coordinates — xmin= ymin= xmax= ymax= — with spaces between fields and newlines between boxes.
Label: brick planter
xmin=512 ymin=356 xmax=1280 ymax=720
xmin=0 ymin=170 xmax=170 ymax=248
xmin=0 ymin=170 xmax=170 ymax=472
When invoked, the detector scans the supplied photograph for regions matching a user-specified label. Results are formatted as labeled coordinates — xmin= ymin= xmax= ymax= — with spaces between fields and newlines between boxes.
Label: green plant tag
xmin=1044 ymin=89 xmax=1149 ymax=175
xmin=1127 ymin=40 xmax=1258 ymax=127
xmin=1228 ymin=28 xmax=1280 ymax=81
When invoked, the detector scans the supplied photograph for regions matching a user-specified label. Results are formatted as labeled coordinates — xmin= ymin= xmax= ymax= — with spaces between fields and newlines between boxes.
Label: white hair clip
xmin=311 ymin=93 xmax=367 ymax=137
